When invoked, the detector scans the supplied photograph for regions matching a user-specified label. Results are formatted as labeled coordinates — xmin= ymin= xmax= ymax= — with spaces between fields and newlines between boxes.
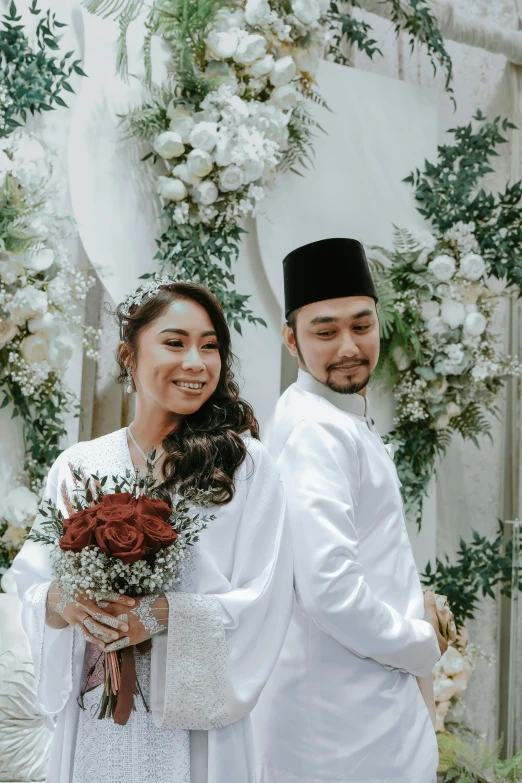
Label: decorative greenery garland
xmin=87 ymin=0 xmax=452 ymax=331
xmin=0 ymin=2 xmax=93 ymax=570
xmin=371 ymin=113 xmax=522 ymax=526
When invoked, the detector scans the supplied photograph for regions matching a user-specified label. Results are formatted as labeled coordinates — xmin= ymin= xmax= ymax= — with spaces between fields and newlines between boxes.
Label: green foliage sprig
xmin=438 ymin=733 xmax=522 ymax=782
xmin=406 ymin=111 xmax=522 ymax=292
xmin=422 ymin=524 xmax=521 ymax=631
xmin=326 ymin=0 xmax=453 ymax=97
xmin=0 ymin=0 xmax=86 ymax=137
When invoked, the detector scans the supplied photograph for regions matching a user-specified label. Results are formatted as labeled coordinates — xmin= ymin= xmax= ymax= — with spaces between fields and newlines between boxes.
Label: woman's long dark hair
xmin=116 ymin=282 xmax=259 ymax=505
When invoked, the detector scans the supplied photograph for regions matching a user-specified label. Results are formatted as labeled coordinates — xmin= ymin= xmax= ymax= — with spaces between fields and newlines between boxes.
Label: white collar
xmin=295 ymin=369 xmax=370 ymax=421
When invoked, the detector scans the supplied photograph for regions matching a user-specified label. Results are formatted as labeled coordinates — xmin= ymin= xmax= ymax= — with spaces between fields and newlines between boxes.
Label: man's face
xmin=283 ymin=296 xmax=380 ymax=395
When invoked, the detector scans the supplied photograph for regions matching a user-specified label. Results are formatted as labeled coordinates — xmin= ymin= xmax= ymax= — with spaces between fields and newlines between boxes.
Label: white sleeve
xmin=150 ymin=441 xmax=293 ymax=730
xmin=11 ymin=454 xmax=82 ymax=717
xmin=277 ymin=419 xmax=440 ymax=678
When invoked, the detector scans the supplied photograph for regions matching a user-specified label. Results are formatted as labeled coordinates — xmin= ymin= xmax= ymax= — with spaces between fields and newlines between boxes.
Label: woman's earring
xmin=125 ymin=369 xmax=135 ymax=394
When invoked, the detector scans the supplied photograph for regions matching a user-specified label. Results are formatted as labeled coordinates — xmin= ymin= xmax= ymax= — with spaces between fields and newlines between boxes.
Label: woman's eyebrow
xmin=159 ymin=328 xmax=217 ymax=337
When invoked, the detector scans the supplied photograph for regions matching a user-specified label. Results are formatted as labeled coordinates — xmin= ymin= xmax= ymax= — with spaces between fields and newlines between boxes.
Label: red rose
xmin=60 ymin=508 xmax=99 ymax=552
xmin=136 ymin=514 xmax=178 ymax=548
xmin=101 ymin=492 xmax=136 ymax=507
xmin=135 ymin=496 xmax=172 ymax=522
xmin=95 ymin=519 xmax=146 ymax=564
xmin=96 ymin=504 xmax=137 ymax=524
xmin=62 ymin=504 xmax=101 ymax=531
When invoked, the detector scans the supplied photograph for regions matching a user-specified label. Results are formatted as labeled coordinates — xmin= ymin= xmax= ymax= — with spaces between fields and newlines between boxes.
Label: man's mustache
xmin=327 ymin=359 xmax=370 ymax=372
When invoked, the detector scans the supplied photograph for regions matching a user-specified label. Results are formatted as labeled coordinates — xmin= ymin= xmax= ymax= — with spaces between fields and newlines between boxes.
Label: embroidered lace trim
xmin=161 ymin=592 xmax=229 ymax=730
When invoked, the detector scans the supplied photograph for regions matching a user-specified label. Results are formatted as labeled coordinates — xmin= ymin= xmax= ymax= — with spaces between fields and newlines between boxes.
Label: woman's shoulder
xmin=52 ymin=429 xmax=127 ymax=474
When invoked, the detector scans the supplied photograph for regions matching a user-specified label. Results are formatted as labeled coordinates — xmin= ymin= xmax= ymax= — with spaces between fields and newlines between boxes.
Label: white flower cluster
xmin=432 ymin=628 xmax=493 ymax=733
xmin=390 ymin=229 xmax=521 ymax=432
xmin=0 ymin=485 xmax=39 ymax=554
xmin=152 ymin=0 xmax=327 ymax=229
xmin=0 ymin=133 xmax=99 ymax=389
xmin=49 ymin=537 xmax=191 ymax=604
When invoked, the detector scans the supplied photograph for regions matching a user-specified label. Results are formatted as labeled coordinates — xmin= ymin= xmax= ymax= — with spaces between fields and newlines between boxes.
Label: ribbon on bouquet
xmin=80 ymin=639 xmax=153 ymax=725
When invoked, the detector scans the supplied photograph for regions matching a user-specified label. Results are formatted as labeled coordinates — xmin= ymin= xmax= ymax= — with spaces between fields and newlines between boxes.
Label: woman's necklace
xmin=127 ymin=425 xmax=165 ymax=465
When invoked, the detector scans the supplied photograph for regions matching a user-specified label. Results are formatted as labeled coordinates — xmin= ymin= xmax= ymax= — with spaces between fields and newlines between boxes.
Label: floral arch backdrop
xmin=1 ymin=0 xmax=522 ymax=778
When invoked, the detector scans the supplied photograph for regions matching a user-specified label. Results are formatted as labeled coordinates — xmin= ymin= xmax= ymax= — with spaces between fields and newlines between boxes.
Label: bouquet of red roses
xmin=30 ymin=455 xmax=211 ymax=721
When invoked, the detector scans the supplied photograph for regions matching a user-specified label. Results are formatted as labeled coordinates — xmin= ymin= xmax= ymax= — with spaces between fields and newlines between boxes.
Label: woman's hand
xmin=46 ymin=583 xmax=134 ymax=650
xmin=100 ymin=594 xmax=170 ymax=652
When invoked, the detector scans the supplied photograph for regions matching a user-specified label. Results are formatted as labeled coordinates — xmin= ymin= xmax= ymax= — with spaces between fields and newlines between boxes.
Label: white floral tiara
xmin=120 ymin=276 xmax=181 ymax=318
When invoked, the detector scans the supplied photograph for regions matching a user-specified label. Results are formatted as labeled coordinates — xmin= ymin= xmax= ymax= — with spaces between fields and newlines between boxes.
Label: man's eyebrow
xmin=309 ymin=316 xmax=338 ymax=326
xmin=308 ymin=310 xmax=374 ymax=326
xmin=159 ymin=328 xmax=217 ymax=337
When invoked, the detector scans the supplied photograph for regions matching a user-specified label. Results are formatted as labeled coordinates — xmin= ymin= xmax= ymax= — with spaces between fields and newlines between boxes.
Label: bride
xmin=13 ymin=278 xmax=292 ymax=783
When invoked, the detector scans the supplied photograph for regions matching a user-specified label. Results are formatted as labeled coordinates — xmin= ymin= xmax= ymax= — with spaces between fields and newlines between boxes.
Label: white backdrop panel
xmin=256 ymin=62 xmax=438 ymax=566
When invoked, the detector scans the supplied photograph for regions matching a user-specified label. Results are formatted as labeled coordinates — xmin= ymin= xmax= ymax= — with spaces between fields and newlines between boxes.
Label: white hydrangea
xmin=7 ymin=285 xmax=48 ymax=325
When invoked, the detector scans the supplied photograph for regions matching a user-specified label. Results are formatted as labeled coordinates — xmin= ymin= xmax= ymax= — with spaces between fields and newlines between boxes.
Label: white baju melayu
xmin=13 ymin=428 xmax=292 ymax=783
xmin=253 ymin=370 xmax=441 ymax=783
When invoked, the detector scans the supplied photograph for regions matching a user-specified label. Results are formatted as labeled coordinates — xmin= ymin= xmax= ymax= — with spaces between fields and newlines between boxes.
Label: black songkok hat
xmin=283 ymin=237 xmax=378 ymax=319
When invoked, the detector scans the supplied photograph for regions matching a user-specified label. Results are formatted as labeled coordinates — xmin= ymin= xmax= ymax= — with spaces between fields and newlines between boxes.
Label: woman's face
xmin=130 ymin=297 xmax=222 ymax=416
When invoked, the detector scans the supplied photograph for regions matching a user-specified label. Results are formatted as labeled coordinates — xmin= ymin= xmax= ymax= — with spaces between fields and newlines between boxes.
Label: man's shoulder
xmin=268 ymin=384 xmax=359 ymax=455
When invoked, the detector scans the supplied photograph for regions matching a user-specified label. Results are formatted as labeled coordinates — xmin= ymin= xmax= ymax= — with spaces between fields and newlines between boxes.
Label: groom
xmin=253 ymin=238 xmax=446 ymax=783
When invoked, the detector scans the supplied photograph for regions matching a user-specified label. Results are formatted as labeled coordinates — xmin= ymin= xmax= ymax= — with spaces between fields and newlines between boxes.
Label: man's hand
xmin=46 ymin=583 xmax=134 ymax=651
xmin=424 ymin=590 xmax=448 ymax=656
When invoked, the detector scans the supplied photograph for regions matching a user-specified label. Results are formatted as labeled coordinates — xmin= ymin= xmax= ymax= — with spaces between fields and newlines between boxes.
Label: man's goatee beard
xmin=326 ymin=369 xmax=371 ymax=395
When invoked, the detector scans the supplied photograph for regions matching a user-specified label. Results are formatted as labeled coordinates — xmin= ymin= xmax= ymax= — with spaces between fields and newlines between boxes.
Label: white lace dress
xmin=13 ymin=428 xmax=292 ymax=783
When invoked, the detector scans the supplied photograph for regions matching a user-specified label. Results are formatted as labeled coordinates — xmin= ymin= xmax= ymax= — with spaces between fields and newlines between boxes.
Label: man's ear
xmin=282 ymin=323 xmax=298 ymax=358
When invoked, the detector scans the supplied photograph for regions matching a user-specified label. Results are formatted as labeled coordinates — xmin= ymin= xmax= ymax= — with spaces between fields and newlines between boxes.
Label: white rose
xmin=426 ymin=316 xmax=446 ymax=335
xmin=189 ymin=122 xmax=219 ymax=153
xmin=249 ymin=54 xmax=275 ymax=77
xmin=207 ymin=30 xmax=241 ymax=60
xmin=420 ymin=300 xmax=440 ymax=321
xmin=153 ymin=131 xmax=184 ymax=159
xmin=218 ymin=165 xmax=244 ymax=192
xmin=214 ymin=8 xmax=245 ymax=30
xmin=0 ymin=252 xmax=24 ymax=284
xmin=234 ymin=34 xmax=267 ymax=65
xmin=47 ymin=334 xmax=75 ymax=370
xmin=428 ymin=253 xmax=456 ymax=282
xmin=460 ymin=252 xmax=486 ymax=281
xmin=173 ymin=163 xmax=201 ymax=187
xmin=270 ymin=83 xmax=298 ymax=110
xmin=433 ymin=677 xmax=459 ymax=702
xmin=170 ymin=114 xmax=195 ymax=143
xmin=440 ymin=299 xmax=465 ymax=329
xmin=440 ymin=646 xmax=464 ymax=677
xmin=8 ymin=285 xmax=48 ymax=325
xmin=3 ymin=486 xmax=39 ymax=528
xmin=25 ymin=247 xmax=54 ymax=272
xmin=2 ymin=525 xmax=26 ymax=550
xmin=464 ymin=302 xmax=478 ymax=313
xmin=292 ymin=0 xmax=321 ymax=24
xmin=245 ymin=0 xmax=271 ymax=25
xmin=0 ymin=322 xmax=19 ymax=348
xmin=270 ymin=55 xmax=297 ymax=87
xmin=434 ymin=413 xmax=451 ymax=430
xmin=243 ymin=159 xmax=264 ymax=183
xmin=214 ymin=139 xmax=234 ymax=167
xmin=187 ymin=149 xmax=214 ymax=178
xmin=157 ymin=176 xmax=188 ymax=201
xmin=21 ymin=333 xmax=49 ymax=364
xmin=28 ymin=311 xmax=63 ymax=336
xmin=193 ymin=180 xmax=219 ymax=206
xmin=293 ymin=47 xmax=320 ymax=76
xmin=446 ymin=402 xmax=461 ymax=419
xmin=463 ymin=311 xmax=487 ymax=337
